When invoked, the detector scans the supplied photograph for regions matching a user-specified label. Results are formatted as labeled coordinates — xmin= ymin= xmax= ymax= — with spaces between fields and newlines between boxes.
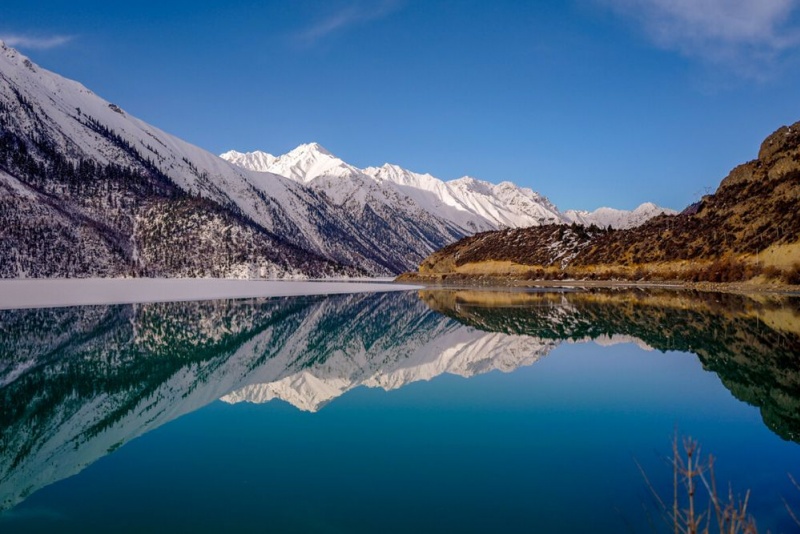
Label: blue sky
xmin=2 ymin=0 xmax=800 ymax=211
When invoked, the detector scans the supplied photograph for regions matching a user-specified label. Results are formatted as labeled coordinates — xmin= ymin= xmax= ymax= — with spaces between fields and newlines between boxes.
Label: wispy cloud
xmin=600 ymin=0 xmax=800 ymax=79
xmin=294 ymin=0 xmax=403 ymax=47
xmin=0 ymin=33 xmax=74 ymax=50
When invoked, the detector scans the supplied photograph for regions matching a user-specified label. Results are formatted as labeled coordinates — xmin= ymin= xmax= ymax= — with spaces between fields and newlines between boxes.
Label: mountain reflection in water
xmin=421 ymin=289 xmax=800 ymax=443
xmin=1 ymin=289 xmax=798 ymax=514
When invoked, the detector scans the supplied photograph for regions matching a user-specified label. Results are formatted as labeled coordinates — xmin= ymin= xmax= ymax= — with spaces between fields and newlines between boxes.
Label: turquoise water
xmin=1 ymin=289 xmax=799 ymax=532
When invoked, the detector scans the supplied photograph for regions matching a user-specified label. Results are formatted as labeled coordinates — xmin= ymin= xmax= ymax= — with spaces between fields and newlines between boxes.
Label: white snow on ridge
xmin=223 ymin=143 xmax=673 ymax=232
xmin=219 ymin=149 xmax=277 ymax=172
xmin=222 ymin=145 xmax=568 ymax=234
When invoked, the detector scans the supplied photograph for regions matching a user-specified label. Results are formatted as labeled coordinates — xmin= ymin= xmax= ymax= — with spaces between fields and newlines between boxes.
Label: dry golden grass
xmin=410 ymin=252 xmax=800 ymax=288
xmin=419 ymin=289 xmax=565 ymax=309
xmin=753 ymin=242 xmax=800 ymax=269
xmin=450 ymin=260 xmax=532 ymax=275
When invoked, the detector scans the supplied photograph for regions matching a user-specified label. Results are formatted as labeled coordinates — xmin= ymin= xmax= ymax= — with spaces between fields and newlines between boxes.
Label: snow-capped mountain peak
xmin=218 ymin=143 xmax=345 ymax=183
xmin=290 ymin=141 xmax=332 ymax=157
xmin=260 ymin=142 xmax=360 ymax=184
xmin=223 ymin=144 xmax=674 ymax=234
xmin=634 ymin=202 xmax=658 ymax=212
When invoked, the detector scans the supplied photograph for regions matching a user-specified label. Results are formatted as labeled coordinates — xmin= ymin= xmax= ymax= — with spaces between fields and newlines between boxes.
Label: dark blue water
xmin=1 ymin=289 xmax=798 ymax=533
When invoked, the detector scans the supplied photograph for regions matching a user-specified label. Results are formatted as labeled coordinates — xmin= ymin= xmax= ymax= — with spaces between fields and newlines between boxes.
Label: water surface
xmin=1 ymin=289 xmax=799 ymax=532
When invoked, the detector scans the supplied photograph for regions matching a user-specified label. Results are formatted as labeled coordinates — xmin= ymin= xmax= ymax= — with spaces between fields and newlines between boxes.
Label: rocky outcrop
xmin=406 ymin=120 xmax=800 ymax=285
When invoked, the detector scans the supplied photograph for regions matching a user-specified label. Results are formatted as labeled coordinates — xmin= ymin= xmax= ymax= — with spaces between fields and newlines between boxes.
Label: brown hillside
xmin=411 ymin=120 xmax=800 ymax=285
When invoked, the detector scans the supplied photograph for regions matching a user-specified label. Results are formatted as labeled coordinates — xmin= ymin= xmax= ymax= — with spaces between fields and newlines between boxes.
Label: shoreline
xmin=0 ymin=278 xmax=422 ymax=310
xmin=3 ymin=275 xmax=797 ymax=312
xmin=395 ymin=273 xmax=800 ymax=296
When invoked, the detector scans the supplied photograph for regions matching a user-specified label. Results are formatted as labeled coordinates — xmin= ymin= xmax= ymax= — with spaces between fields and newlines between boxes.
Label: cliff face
xmin=411 ymin=120 xmax=800 ymax=284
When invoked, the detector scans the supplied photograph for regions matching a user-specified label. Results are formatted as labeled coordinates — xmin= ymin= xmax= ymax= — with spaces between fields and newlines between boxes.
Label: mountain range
xmin=0 ymin=40 xmax=671 ymax=278
xmin=222 ymin=144 xmax=675 ymax=233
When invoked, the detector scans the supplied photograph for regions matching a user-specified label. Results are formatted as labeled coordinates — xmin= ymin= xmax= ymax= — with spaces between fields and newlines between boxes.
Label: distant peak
xmin=290 ymin=142 xmax=333 ymax=157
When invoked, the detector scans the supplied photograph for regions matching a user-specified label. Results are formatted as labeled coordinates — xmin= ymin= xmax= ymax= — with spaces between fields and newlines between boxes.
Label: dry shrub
xmin=761 ymin=265 xmax=782 ymax=281
xmin=675 ymin=258 xmax=763 ymax=283
xmin=639 ymin=435 xmax=759 ymax=534
xmin=784 ymin=263 xmax=800 ymax=285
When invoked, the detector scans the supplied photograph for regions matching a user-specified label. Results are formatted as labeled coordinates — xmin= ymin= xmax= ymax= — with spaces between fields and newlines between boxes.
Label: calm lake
xmin=1 ymin=288 xmax=799 ymax=533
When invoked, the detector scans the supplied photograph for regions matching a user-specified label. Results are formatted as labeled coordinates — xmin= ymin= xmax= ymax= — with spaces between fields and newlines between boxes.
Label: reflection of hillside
xmin=421 ymin=289 xmax=800 ymax=443
xmin=0 ymin=295 xmax=324 ymax=511
xmin=2 ymin=289 xmax=798 ymax=513
xmin=0 ymin=292 xmax=552 ymax=512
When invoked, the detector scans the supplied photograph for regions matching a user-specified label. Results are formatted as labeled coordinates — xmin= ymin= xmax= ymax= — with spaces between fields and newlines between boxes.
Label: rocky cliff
xmin=405 ymin=120 xmax=800 ymax=285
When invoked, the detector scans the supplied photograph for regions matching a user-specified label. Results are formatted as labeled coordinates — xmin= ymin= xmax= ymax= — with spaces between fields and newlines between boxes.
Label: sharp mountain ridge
xmin=222 ymin=145 xmax=676 ymax=236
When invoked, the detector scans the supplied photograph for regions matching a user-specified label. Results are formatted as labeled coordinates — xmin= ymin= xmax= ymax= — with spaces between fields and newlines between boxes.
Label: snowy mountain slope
xmin=222 ymin=144 xmax=485 ymax=270
xmin=362 ymin=163 xmax=496 ymax=233
xmin=446 ymin=176 xmax=563 ymax=227
xmin=563 ymin=202 xmax=678 ymax=229
xmin=0 ymin=42 xmax=460 ymax=275
xmin=0 ymin=42 xmax=368 ymax=275
xmin=0 ymin=292 xmax=556 ymax=510
xmin=224 ymin=144 xmax=672 ymax=236
xmin=223 ymin=146 xmax=567 ymax=233
xmin=365 ymin=163 xmax=568 ymax=230
xmin=0 ymin=169 xmax=130 ymax=277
